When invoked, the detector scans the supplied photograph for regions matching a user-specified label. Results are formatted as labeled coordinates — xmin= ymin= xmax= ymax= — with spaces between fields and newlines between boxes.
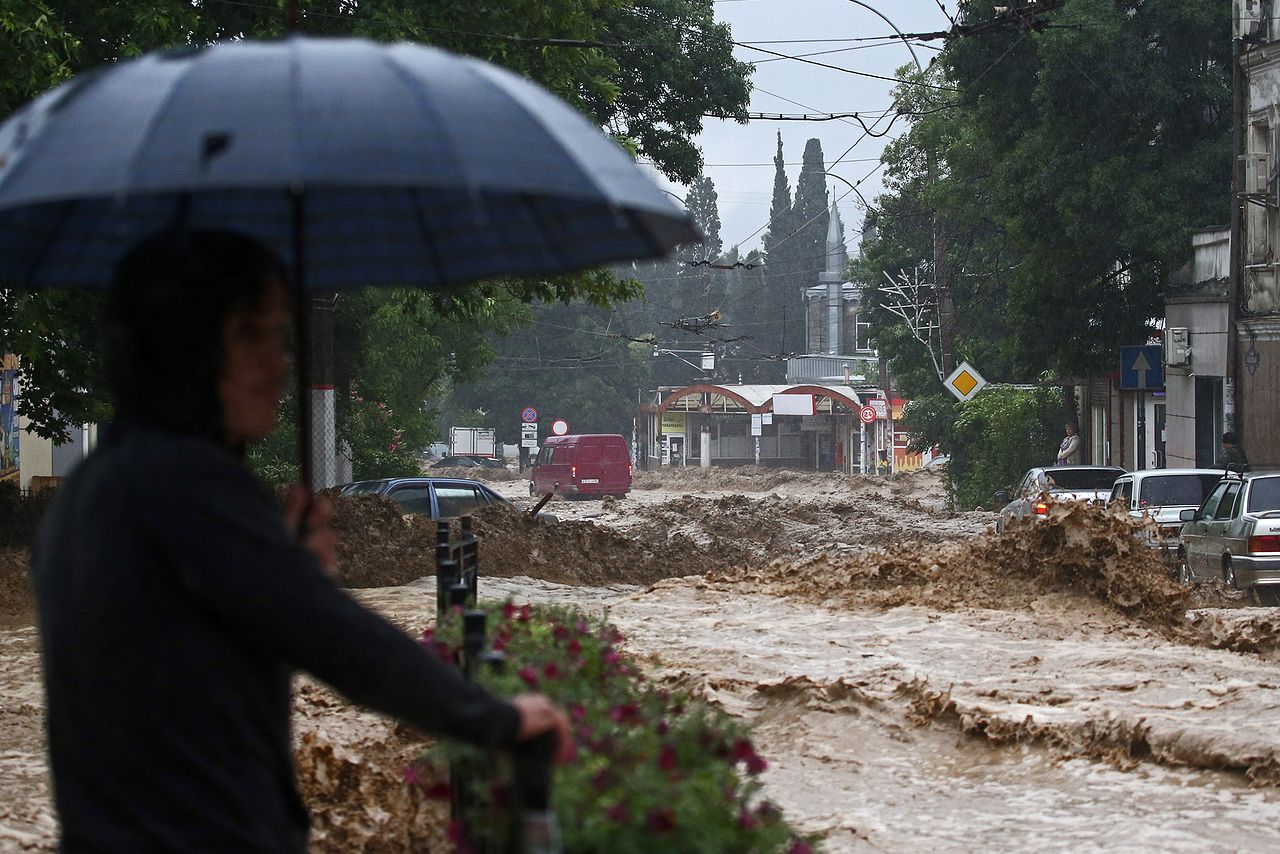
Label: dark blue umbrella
xmin=0 ymin=36 xmax=698 ymax=483
xmin=0 ymin=36 xmax=695 ymax=289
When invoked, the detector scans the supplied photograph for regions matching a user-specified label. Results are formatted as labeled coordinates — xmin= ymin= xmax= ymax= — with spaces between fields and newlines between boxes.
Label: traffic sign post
xmin=551 ymin=419 xmax=569 ymax=436
xmin=520 ymin=423 xmax=538 ymax=448
xmin=521 ymin=407 xmax=538 ymax=424
xmin=1119 ymin=346 xmax=1163 ymax=390
xmin=944 ymin=362 xmax=987 ymax=402
xmin=859 ymin=405 xmax=877 ymax=425
xmin=1119 ymin=345 xmax=1164 ymax=471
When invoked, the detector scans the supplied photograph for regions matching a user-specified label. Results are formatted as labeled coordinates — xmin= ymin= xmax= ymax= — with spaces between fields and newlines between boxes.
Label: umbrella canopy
xmin=0 ymin=35 xmax=697 ymax=289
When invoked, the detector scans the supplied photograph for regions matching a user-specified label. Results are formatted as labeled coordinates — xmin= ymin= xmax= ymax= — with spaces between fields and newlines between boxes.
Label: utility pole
xmin=1228 ymin=33 xmax=1244 ymax=437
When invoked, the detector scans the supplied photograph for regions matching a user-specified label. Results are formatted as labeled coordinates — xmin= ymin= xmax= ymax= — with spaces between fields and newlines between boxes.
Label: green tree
xmin=790 ymin=138 xmax=830 ymax=300
xmin=901 ymin=385 xmax=1063 ymax=510
xmin=938 ymin=0 xmax=1230 ymax=376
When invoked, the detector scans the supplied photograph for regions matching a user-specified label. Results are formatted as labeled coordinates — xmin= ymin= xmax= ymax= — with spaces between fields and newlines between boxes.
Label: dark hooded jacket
xmin=33 ymin=421 xmax=518 ymax=852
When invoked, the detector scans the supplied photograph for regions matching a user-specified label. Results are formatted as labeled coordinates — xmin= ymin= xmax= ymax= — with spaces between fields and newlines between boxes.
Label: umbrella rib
xmin=518 ymin=193 xmax=571 ymax=272
xmin=408 ymin=188 xmax=448 ymax=285
xmin=123 ymin=58 xmax=200 ymax=201
xmin=21 ymin=201 xmax=76 ymax=287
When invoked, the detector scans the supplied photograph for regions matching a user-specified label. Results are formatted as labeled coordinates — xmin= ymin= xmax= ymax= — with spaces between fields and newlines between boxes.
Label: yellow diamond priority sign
xmin=944 ymin=361 xmax=987 ymax=402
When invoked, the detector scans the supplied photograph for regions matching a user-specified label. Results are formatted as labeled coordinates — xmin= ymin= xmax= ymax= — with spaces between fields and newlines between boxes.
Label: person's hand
xmin=511 ymin=694 xmax=575 ymax=764
xmin=285 ymin=486 xmax=339 ymax=580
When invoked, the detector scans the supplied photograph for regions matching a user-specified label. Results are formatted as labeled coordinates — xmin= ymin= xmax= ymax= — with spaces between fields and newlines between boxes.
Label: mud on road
xmin=6 ymin=467 xmax=1280 ymax=850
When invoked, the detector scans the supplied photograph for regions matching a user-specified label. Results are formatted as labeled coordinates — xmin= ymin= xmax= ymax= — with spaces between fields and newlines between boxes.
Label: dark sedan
xmin=338 ymin=477 xmax=554 ymax=521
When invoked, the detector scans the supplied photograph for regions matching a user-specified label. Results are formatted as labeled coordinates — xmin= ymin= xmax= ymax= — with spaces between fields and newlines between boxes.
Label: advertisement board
xmin=1 ymin=354 xmax=18 ymax=484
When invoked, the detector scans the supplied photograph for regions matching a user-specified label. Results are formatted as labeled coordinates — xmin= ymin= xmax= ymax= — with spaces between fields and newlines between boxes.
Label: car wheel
xmin=1256 ymin=588 xmax=1280 ymax=607
xmin=1177 ymin=556 xmax=1194 ymax=587
xmin=1224 ymin=559 xmax=1240 ymax=591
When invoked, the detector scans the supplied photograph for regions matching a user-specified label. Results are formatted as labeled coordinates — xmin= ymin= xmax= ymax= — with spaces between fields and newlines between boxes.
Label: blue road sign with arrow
xmin=1119 ymin=345 xmax=1164 ymax=390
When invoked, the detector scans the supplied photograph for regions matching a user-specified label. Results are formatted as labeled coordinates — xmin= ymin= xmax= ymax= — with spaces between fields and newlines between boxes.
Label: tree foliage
xmin=858 ymin=1 xmax=1229 ymax=491
xmin=901 ymin=385 xmax=1063 ymax=510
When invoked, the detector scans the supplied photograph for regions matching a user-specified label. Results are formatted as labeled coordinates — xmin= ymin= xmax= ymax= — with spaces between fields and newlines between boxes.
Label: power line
xmin=734 ymin=42 xmax=961 ymax=92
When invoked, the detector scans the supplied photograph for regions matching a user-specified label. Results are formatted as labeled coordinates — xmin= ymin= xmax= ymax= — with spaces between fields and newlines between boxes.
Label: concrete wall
xmin=1239 ymin=318 xmax=1280 ymax=469
xmin=18 ymin=417 xmax=52 ymax=492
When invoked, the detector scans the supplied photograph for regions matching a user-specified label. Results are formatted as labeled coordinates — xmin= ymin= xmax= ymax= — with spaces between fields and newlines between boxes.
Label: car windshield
xmin=1044 ymin=469 xmax=1121 ymax=490
xmin=1138 ymin=474 xmax=1222 ymax=507
xmin=1247 ymin=478 xmax=1280 ymax=514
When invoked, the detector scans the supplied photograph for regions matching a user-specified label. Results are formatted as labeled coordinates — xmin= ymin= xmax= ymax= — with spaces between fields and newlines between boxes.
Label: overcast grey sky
xmin=651 ymin=0 xmax=952 ymax=257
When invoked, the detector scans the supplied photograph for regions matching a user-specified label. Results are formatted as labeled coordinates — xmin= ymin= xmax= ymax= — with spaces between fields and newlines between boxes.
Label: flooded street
xmin=6 ymin=467 xmax=1280 ymax=850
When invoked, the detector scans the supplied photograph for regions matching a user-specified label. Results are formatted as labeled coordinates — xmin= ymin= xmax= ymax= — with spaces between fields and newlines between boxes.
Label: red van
xmin=530 ymin=434 xmax=632 ymax=498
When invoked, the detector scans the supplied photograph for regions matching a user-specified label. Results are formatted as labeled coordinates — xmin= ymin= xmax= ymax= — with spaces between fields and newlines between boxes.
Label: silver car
xmin=1178 ymin=472 xmax=1280 ymax=602
xmin=994 ymin=466 xmax=1125 ymax=533
xmin=1108 ymin=469 xmax=1226 ymax=563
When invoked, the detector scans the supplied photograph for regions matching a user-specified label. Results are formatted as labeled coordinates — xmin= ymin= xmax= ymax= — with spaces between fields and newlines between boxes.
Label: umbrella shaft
xmin=291 ymin=191 xmax=313 ymax=492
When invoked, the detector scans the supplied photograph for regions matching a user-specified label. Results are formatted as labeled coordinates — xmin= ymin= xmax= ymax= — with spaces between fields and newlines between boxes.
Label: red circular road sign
xmin=521 ymin=407 xmax=538 ymax=423
xmin=859 ymin=405 xmax=878 ymax=424
xmin=551 ymin=418 xmax=569 ymax=436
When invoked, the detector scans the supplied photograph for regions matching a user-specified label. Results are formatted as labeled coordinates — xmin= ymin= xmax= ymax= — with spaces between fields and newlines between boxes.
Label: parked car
xmin=994 ymin=465 xmax=1125 ymax=533
xmin=530 ymin=433 xmax=632 ymax=499
xmin=1177 ymin=472 xmax=1280 ymax=601
xmin=1108 ymin=469 xmax=1227 ymax=561
xmin=339 ymin=476 xmax=554 ymax=521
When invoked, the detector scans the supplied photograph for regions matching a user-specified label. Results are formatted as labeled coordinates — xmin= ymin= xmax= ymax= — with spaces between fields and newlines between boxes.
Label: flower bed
xmin=412 ymin=602 xmax=815 ymax=853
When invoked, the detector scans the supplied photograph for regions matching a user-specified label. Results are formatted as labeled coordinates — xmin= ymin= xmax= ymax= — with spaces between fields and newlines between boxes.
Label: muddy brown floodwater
xmin=6 ymin=467 xmax=1280 ymax=851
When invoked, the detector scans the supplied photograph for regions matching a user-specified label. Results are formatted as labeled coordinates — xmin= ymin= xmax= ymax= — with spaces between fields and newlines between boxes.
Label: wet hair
xmin=104 ymin=230 xmax=287 ymax=445
xmin=1223 ymin=431 xmax=1237 ymax=445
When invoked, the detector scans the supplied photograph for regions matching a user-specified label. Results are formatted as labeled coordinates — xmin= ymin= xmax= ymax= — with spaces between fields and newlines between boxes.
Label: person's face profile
xmin=218 ymin=279 xmax=290 ymax=446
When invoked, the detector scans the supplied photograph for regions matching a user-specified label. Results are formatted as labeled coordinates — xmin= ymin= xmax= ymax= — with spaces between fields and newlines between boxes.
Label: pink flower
xmin=656 ymin=719 xmax=669 ymax=736
xmin=733 ymin=738 xmax=767 ymax=774
xmin=787 ymin=843 xmax=813 ymax=854
xmin=755 ymin=801 xmax=780 ymax=821
xmin=738 ymin=809 xmax=758 ymax=831
xmin=570 ymin=703 xmax=587 ymax=722
xmin=604 ymin=803 xmax=630 ymax=824
xmin=517 ymin=604 xmax=532 ymax=623
xmin=646 ymin=807 xmax=676 ymax=834
xmin=425 ymin=781 xmax=452 ymax=801
xmin=658 ymin=743 xmax=678 ymax=772
xmin=566 ymin=638 xmax=582 ymax=658
xmin=502 ymin=602 xmax=517 ymax=620
xmin=553 ymin=624 xmax=570 ymax=641
xmin=400 ymin=765 xmax=421 ymax=786
xmin=517 ymin=666 xmax=539 ymax=689
xmin=602 ymin=648 xmax=621 ymax=666
xmin=420 ymin=627 xmax=435 ymax=644
xmin=542 ymin=662 xmax=561 ymax=681
xmin=576 ymin=620 xmax=590 ymax=635
xmin=608 ymin=702 xmax=639 ymax=725
xmin=592 ymin=769 xmax=612 ymax=792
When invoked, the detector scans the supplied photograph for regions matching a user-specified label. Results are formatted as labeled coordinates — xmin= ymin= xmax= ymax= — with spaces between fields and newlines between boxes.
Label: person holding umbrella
xmin=33 ymin=229 xmax=573 ymax=851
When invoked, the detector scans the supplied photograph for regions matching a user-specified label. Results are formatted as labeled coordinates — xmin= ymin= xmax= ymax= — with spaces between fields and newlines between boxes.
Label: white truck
xmin=449 ymin=426 xmax=496 ymax=458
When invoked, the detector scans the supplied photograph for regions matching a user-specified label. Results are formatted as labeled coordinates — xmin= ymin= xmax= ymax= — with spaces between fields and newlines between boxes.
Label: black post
xmin=460 ymin=515 xmax=479 ymax=603
xmin=511 ymin=733 xmax=560 ymax=854
xmin=462 ymin=610 xmax=486 ymax=680
xmin=436 ymin=521 xmax=456 ymax=618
